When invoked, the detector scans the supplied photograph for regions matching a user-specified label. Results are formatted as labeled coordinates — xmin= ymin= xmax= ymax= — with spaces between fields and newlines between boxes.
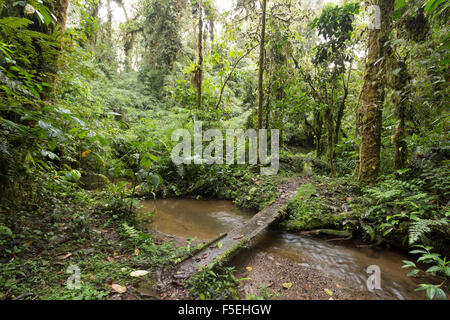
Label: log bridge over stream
xmin=172 ymin=177 xmax=304 ymax=279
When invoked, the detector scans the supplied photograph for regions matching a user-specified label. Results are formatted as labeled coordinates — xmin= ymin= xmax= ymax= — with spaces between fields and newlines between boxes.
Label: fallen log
xmin=299 ymin=229 xmax=353 ymax=239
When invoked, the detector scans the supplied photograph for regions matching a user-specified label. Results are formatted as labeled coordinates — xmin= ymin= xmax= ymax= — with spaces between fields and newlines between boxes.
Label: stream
xmin=140 ymin=199 xmax=425 ymax=300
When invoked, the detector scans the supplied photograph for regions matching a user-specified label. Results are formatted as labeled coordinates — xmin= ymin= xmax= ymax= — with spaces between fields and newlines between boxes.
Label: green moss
xmin=293 ymin=183 xmax=316 ymax=199
xmin=177 ymin=232 xmax=228 ymax=265
xmin=283 ymin=211 xmax=350 ymax=231
xmin=283 ymin=182 xmax=354 ymax=231
xmin=208 ymin=237 xmax=249 ymax=271
xmin=279 ymin=152 xmax=306 ymax=173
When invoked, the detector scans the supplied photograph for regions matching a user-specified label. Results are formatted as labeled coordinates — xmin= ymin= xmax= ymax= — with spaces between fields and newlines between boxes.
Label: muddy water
xmin=140 ymin=199 xmax=254 ymax=240
xmin=141 ymin=199 xmax=424 ymax=300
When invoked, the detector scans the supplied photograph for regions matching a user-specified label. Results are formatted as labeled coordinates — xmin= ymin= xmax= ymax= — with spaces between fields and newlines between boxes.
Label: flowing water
xmin=140 ymin=199 xmax=425 ymax=300
xmin=250 ymin=230 xmax=424 ymax=299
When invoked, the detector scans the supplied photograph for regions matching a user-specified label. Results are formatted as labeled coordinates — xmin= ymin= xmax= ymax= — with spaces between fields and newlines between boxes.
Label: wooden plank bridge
xmin=172 ymin=177 xmax=304 ymax=279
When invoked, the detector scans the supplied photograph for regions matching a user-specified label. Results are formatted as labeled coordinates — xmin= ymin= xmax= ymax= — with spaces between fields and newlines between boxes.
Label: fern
xmin=408 ymin=219 xmax=449 ymax=245
xmin=364 ymin=179 xmax=422 ymax=204
xmin=122 ymin=223 xmax=139 ymax=239
xmin=363 ymin=223 xmax=377 ymax=242
xmin=121 ymin=223 xmax=151 ymax=245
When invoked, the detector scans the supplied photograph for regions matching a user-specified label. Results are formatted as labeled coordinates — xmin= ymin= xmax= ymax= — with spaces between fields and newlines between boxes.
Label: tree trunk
xmin=392 ymin=60 xmax=410 ymax=170
xmin=334 ymin=96 xmax=346 ymax=145
xmin=124 ymin=34 xmax=135 ymax=72
xmin=209 ymin=15 xmax=214 ymax=44
xmin=258 ymin=0 xmax=267 ymax=132
xmin=265 ymin=73 xmax=273 ymax=128
xmin=40 ymin=0 xmax=70 ymax=100
xmin=87 ymin=1 xmax=101 ymax=44
xmin=314 ymin=110 xmax=324 ymax=157
xmin=304 ymin=118 xmax=316 ymax=147
xmin=196 ymin=0 xmax=203 ymax=116
xmin=48 ymin=0 xmax=70 ymax=33
xmin=265 ymin=93 xmax=271 ymax=129
xmin=334 ymin=73 xmax=349 ymax=145
xmin=106 ymin=0 xmax=112 ymax=39
xmin=325 ymin=106 xmax=336 ymax=175
xmin=116 ymin=0 xmax=132 ymax=72
xmin=358 ymin=0 xmax=395 ymax=184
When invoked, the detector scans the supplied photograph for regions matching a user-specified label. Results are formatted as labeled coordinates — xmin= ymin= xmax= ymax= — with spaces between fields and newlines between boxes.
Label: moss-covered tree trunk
xmin=87 ymin=1 xmax=101 ymax=44
xmin=48 ymin=0 xmax=70 ymax=33
xmin=314 ymin=110 xmax=324 ymax=157
xmin=258 ymin=0 xmax=267 ymax=132
xmin=392 ymin=60 xmax=410 ymax=170
xmin=117 ymin=2 xmax=137 ymax=73
xmin=124 ymin=31 xmax=136 ymax=72
xmin=39 ymin=0 xmax=69 ymax=100
xmin=106 ymin=0 xmax=112 ymax=39
xmin=358 ymin=0 xmax=395 ymax=184
xmin=334 ymin=73 xmax=350 ymax=146
xmin=325 ymin=106 xmax=336 ymax=175
xmin=196 ymin=0 xmax=203 ymax=116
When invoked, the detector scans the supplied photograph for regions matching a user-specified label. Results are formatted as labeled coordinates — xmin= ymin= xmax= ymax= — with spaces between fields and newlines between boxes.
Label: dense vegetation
xmin=0 ymin=0 xmax=448 ymax=300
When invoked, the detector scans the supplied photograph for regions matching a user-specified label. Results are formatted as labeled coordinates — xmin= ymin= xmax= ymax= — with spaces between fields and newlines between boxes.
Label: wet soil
xmin=233 ymin=249 xmax=368 ymax=300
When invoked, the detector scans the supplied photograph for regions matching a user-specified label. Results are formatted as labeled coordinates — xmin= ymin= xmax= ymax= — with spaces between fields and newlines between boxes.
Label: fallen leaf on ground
xmin=58 ymin=253 xmax=72 ymax=260
xmin=111 ymin=284 xmax=127 ymax=293
xmin=324 ymin=288 xmax=333 ymax=296
xmin=134 ymin=248 xmax=140 ymax=256
xmin=233 ymin=235 xmax=244 ymax=240
xmin=282 ymin=282 xmax=293 ymax=289
xmin=246 ymin=266 xmax=253 ymax=272
xmin=130 ymin=270 xmax=149 ymax=277
xmin=82 ymin=150 xmax=91 ymax=158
